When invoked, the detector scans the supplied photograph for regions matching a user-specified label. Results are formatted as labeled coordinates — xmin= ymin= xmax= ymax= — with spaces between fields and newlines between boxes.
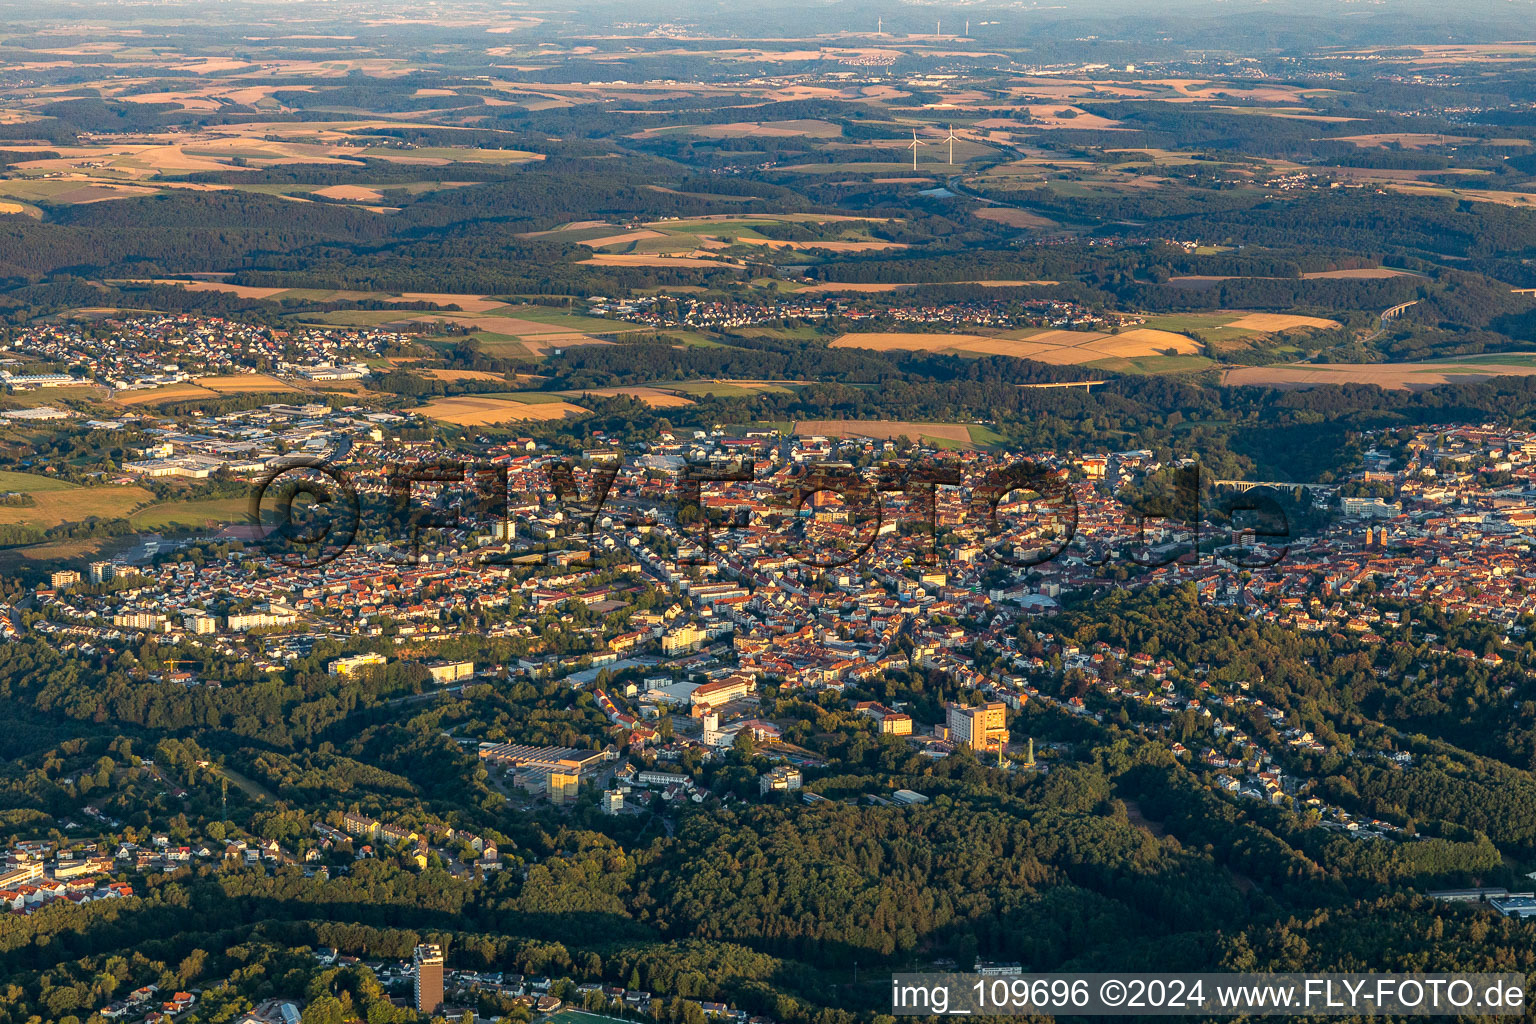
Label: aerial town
xmin=5 ymin=1 xmax=1536 ymax=1020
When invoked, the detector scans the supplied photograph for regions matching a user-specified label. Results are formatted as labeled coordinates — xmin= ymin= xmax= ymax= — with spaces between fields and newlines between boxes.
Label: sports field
xmin=130 ymin=496 xmax=250 ymax=530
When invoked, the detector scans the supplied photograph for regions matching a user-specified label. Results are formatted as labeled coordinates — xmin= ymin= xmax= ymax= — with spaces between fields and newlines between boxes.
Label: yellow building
xmin=549 ymin=770 xmax=579 ymax=806
xmin=426 ymin=660 xmax=474 ymax=684
xmin=690 ymin=675 xmax=752 ymax=709
xmin=329 ymin=652 xmax=386 ymax=677
xmin=946 ymin=701 xmax=1009 ymax=752
xmin=662 ymin=622 xmax=706 ymax=655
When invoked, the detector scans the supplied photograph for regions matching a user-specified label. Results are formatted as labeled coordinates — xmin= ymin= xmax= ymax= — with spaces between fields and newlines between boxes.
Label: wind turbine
xmin=906 ymin=127 xmax=926 ymax=170
xmin=944 ymin=124 xmax=958 ymax=165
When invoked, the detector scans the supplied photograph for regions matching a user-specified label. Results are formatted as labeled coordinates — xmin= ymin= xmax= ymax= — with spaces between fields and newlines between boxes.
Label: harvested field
xmin=1301 ymin=268 xmax=1417 ymax=279
xmin=830 ymin=327 xmax=1201 ymax=365
xmin=830 ymin=332 xmax=1001 ymax=353
xmin=417 ymin=395 xmax=589 ymax=425
xmin=793 ymin=420 xmax=975 ymax=443
xmin=1224 ymin=361 xmax=1536 ymax=391
xmin=113 ymin=383 xmax=220 ymax=405
xmin=140 ymin=279 xmax=290 ymax=299
xmin=419 ymin=369 xmax=519 ymax=384
xmin=1223 ymin=313 xmax=1341 ymax=331
xmin=390 ymin=292 xmax=507 ymax=312
xmin=1085 ymin=329 xmax=1203 ymax=357
xmin=194 ymin=374 xmax=296 ymax=393
xmin=312 ymin=185 xmax=385 ymax=201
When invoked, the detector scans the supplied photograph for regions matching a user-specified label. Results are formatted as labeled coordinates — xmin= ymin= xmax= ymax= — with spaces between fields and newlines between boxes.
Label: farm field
xmin=1383 ymin=182 xmax=1536 ymax=207
xmin=135 ymin=280 xmax=513 ymax=313
xmin=358 ymin=146 xmax=541 ymax=164
xmin=796 ymin=279 xmax=1057 ymax=293
xmin=111 ymin=375 xmax=309 ymax=404
xmin=829 ymin=327 xmax=1203 ymax=366
xmin=194 ymin=374 xmax=296 ymax=393
xmin=0 ymin=537 xmax=112 ymax=572
xmin=567 ymin=212 xmax=908 ymax=262
xmin=793 ymin=420 xmax=979 ymax=445
xmin=311 ymin=185 xmax=386 ymax=201
xmin=830 ymin=331 xmax=1003 ymax=353
xmin=727 ymin=237 xmax=907 ymax=252
xmin=663 ymin=379 xmax=807 ymax=397
xmin=580 ymin=253 xmax=743 ymax=268
xmin=112 ymin=383 xmax=221 ymax=405
xmin=2 ymin=10 xmax=1536 ymax=1021
xmin=557 ymin=387 xmax=694 ymax=408
xmin=1140 ymin=313 xmax=1263 ymax=334
xmin=418 ymin=369 xmax=521 ymax=384
xmin=416 ymin=394 xmax=590 ymax=425
xmin=0 ymin=472 xmax=153 ymax=529
xmin=1223 ymin=313 xmax=1341 ymax=331
xmin=3 ymin=385 xmax=111 ymax=406
xmin=972 ymin=208 xmax=1061 ymax=230
xmin=0 ymin=124 xmax=544 ymax=184
xmin=684 ymin=119 xmax=843 ymax=139
xmin=1167 ymin=269 xmax=1415 ymax=283
xmin=1223 ymin=359 xmax=1536 ymax=390
xmin=1328 ymin=133 xmax=1478 ymax=148
xmin=305 ymin=303 xmax=634 ymax=356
